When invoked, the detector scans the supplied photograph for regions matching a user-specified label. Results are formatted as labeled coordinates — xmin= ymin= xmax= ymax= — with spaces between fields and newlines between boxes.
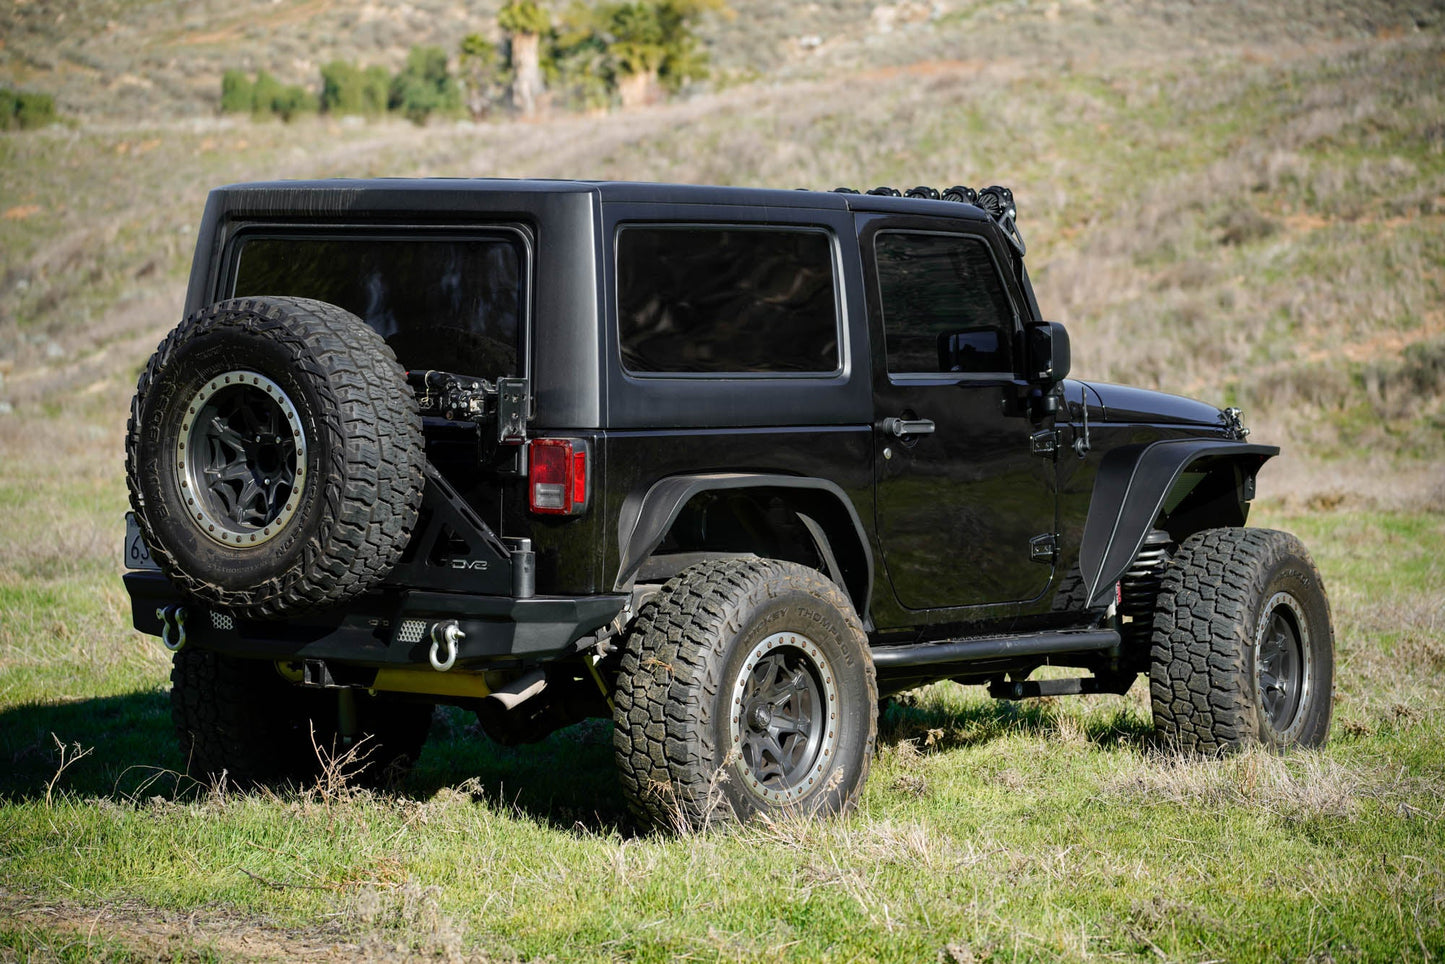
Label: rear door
xmin=861 ymin=215 xmax=1057 ymax=611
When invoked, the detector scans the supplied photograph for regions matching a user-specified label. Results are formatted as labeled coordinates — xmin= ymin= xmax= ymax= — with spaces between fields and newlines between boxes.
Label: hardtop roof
xmin=208 ymin=177 xmax=995 ymax=222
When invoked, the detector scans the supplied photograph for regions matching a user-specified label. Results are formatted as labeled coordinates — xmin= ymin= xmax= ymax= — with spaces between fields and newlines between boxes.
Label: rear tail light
xmin=528 ymin=438 xmax=589 ymax=515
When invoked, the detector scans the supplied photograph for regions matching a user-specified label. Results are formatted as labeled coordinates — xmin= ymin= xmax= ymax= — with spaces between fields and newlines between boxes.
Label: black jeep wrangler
xmin=123 ymin=178 xmax=1334 ymax=827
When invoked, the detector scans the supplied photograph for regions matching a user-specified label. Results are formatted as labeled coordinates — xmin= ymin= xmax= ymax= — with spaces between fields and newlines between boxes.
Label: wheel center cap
xmin=748 ymin=703 xmax=773 ymax=731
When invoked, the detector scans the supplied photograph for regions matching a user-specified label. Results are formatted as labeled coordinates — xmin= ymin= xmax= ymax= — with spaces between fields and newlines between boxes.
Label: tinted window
xmin=617 ymin=226 xmax=839 ymax=374
xmin=233 ymin=235 xmax=524 ymax=378
xmin=875 ymin=232 xmax=1015 ymax=374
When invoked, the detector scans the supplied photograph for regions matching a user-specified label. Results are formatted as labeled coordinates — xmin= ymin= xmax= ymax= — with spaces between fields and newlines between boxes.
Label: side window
xmin=874 ymin=232 xmax=1016 ymax=375
xmin=617 ymin=226 xmax=839 ymax=374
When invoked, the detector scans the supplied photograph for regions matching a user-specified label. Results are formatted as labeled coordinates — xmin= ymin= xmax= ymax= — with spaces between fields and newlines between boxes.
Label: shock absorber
xmin=1119 ymin=530 xmax=1173 ymax=656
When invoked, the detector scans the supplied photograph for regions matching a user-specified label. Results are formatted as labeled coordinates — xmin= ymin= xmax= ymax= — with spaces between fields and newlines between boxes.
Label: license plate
xmin=124 ymin=512 xmax=161 ymax=571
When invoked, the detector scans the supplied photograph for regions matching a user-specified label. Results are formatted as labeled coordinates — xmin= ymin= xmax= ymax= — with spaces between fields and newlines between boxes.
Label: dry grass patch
xmin=1108 ymin=745 xmax=1440 ymax=822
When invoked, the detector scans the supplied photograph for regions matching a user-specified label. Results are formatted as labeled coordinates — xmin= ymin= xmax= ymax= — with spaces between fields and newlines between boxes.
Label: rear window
xmin=231 ymin=233 xmax=525 ymax=378
xmin=617 ymin=226 xmax=840 ymax=375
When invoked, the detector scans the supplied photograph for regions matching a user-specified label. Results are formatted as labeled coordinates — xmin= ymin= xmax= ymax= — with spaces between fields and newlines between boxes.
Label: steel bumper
xmin=123 ymin=571 xmax=628 ymax=668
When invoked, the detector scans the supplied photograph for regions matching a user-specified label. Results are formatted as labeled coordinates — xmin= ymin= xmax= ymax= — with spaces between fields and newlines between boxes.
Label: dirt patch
xmin=0 ymin=888 xmax=365 ymax=962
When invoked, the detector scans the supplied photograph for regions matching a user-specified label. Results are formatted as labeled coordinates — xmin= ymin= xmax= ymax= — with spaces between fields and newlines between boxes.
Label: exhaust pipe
xmin=485 ymin=669 xmax=547 ymax=710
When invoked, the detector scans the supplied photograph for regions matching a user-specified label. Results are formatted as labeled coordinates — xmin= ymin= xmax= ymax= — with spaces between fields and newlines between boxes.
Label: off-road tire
xmin=170 ymin=649 xmax=432 ymax=788
xmin=126 ymin=297 xmax=423 ymax=619
xmin=613 ymin=558 xmax=877 ymax=831
xmin=1149 ymin=527 xmax=1333 ymax=752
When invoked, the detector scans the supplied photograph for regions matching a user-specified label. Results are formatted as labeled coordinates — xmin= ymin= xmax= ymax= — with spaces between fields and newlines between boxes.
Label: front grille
xmin=209 ymin=611 xmax=234 ymax=631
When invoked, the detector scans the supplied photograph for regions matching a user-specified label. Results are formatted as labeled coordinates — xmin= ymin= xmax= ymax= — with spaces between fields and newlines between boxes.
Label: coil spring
xmin=1119 ymin=529 xmax=1172 ymax=649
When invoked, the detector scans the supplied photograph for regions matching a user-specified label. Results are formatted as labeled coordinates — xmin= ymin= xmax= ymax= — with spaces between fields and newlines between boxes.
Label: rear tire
xmin=1149 ymin=528 xmax=1334 ymax=752
xmin=613 ymin=558 xmax=877 ymax=831
xmin=171 ymin=649 xmax=432 ymax=789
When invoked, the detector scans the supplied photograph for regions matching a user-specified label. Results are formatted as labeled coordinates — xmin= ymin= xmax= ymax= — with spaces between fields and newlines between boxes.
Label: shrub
xmin=244 ymin=70 xmax=317 ymax=122
xmin=219 ymin=70 xmax=254 ymax=113
xmin=319 ymin=61 xmax=389 ymax=116
xmin=0 ymin=86 xmax=57 ymax=130
xmin=389 ymin=45 xmax=462 ymax=124
xmin=250 ymin=70 xmax=284 ymax=118
xmin=320 ymin=60 xmax=366 ymax=115
xmin=362 ymin=66 xmax=391 ymax=115
xmin=272 ymin=83 xmax=318 ymax=121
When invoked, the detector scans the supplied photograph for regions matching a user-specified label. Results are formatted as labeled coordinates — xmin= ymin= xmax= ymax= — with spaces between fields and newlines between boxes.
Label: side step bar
xmin=870 ymin=629 xmax=1119 ymax=669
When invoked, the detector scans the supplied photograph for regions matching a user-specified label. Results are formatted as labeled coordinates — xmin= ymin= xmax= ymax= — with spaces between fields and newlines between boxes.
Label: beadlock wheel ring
xmin=727 ymin=631 xmax=841 ymax=806
xmin=176 ymin=370 xmax=307 ymax=548
xmin=1254 ymin=590 xmax=1312 ymax=742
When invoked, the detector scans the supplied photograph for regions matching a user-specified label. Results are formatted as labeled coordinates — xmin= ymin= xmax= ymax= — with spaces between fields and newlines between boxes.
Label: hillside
xmin=1 ymin=0 xmax=1438 ymax=119
xmin=3 ymin=0 xmax=1443 ymax=508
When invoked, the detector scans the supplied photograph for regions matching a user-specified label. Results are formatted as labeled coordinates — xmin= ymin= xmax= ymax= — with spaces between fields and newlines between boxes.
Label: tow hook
xmin=156 ymin=605 xmax=188 ymax=652
xmin=429 ymin=620 xmax=463 ymax=672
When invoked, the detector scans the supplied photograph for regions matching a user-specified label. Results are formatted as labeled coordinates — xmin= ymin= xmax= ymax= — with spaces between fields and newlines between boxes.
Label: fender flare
xmin=1079 ymin=439 xmax=1278 ymax=607
xmin=614 ymin=473 xmax=874 ymax=616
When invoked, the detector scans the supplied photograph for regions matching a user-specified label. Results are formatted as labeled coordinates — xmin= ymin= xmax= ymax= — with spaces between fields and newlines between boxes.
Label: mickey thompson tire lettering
xmin=126 ymin=297 xmax=423 ymax=619
xmin=1149 ymin=527 xmax=1334 ymax=752
xmin=613 ymin=557 xmax=877 ymax=830
xmin=170 ymin=649 xmax=432 ymax=788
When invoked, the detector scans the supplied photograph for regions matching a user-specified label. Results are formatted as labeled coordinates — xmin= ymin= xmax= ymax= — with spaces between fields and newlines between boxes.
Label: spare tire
xmin=126 ymin=296 xmax=424 ymax=619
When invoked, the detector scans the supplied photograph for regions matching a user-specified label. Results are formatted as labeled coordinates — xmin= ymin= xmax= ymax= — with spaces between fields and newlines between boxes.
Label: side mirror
xmin=1025 ymin=321 xmax=1070 ymax=385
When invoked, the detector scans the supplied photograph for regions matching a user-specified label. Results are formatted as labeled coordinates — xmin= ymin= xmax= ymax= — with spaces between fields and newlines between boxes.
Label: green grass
xmin=2 ymin=500 xmax=1443 ymax=960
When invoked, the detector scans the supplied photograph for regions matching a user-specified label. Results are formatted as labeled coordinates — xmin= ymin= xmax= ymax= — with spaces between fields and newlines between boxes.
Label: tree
xmin=547 ymin=7 xmax=613 ymax=113
xmin=458 ymin=34 xmax=509 ymax=120
xmin=603 ymin=3 xmax=668 ymax=108
xmin=550 ymin=0 xmax=722 ymax=110
xmin=499 ymin=0 xmax=551 ymax=116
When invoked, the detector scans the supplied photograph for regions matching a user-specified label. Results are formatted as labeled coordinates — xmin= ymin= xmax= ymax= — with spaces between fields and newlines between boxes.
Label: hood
xmin=1077 ymin=381 xmax=1225 ymax=427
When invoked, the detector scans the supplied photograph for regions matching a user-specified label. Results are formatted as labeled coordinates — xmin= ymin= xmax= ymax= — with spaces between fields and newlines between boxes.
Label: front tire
xmin=1149 ymin=528 xmax=1334 ymax=752
xmin=613 ymin=558 xmax=877 ymax=831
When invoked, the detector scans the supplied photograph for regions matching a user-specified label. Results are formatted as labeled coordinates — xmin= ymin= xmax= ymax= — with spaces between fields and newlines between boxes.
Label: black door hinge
xmin=496 ymin=377 xmax=531 ymax=444
xmin=1029 ymin=532 xmax=1059 ymax=563
xmin=1030 ymin=429 xmax=1059 ymax=458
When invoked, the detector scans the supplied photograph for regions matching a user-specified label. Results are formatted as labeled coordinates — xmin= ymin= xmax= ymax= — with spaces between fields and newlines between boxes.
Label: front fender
xmin=1079 ymin=439 xmax=1278 ymax=607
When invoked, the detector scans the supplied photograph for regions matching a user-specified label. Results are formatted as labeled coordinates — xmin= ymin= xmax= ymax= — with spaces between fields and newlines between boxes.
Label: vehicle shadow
xmin=409 ymin=709 xmax=633 ymax=835
xmin=0 ymin=689 xmax=185 ymax=802
xmin=876 ymin=688 xmax=1156 ymax=754
xmin=0 ymin=686 xmax=1152 ymax=833
xmin=0 ymin=692 xmax=633 ymax=833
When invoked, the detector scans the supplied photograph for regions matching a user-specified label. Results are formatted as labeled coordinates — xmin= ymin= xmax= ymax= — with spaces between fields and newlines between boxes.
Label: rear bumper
xmin=124 ymin=571 xmax=628 ymax=668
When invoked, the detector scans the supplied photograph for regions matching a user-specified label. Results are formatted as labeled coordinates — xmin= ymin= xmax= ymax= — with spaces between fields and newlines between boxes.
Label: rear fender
xmin=1079 ymin=439 xmax=1278 ymax=608
xmin=615 ymin=473 xmax=874 ymax=620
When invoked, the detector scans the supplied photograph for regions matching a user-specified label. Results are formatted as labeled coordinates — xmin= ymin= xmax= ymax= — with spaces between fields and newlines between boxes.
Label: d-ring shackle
xmin=429 ymin=620 xmax=463 ymax=672
xmin=156 ymin=605 xmax=188 ymax=652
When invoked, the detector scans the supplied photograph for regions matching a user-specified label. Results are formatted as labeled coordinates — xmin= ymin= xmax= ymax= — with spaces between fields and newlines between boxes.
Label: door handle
xmin=881 ymin=417 xmax=936 ymax=438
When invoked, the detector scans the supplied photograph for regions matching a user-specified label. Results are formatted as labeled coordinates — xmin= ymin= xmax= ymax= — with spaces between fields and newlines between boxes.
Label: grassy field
xmin=3 ymin=1 xmax=1445 ymax=959
xmin=1 ymin=509 xmax=1442 ymax=960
